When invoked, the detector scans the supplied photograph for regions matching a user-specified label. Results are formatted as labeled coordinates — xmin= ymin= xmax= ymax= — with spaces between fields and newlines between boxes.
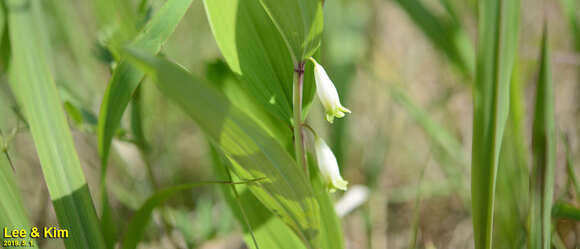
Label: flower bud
xmin=314 ymin=136 xmax=348 ymax=192
xmin=310 ymin=58 xmax=351 ymax=123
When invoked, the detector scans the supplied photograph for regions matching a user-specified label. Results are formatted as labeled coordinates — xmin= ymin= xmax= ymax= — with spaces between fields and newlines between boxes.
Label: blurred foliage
xmin=0 ymin=0 xmax=578 ymax=249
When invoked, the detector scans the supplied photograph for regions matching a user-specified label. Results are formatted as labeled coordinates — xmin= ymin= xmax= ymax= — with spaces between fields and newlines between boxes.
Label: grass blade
xmin=387 ymin=85 xmax=467 ymax=202
xmin=563 ymin=135 xmax=580 ymax=201
xmin=96 ymin=2 xmax=193 ymax=246
xmin=559 ymin=0 xmax=580 ymax=51
xmin=0 ymin=154 xmax=38 ymax=249
xmin=471 ymin=0 xmax=520 ymax=248
xmin=552 ymin=201 xmax=580 ymax=221
xmin=120 ymin=180 xmax=259 ymax=249
xmin=124 ymin=49 xmax=320 ymax=248
xmin=97 ymin=0 xmax=193 ymax=167
xmin=394 ymin=0 xmax=475 ymax=75
xmin=5 ymin=0 xmax=106 ymax=248
xmin=528 ymin=27 xmax=556 ymax=249
xmin=494 ymin=61 xmax=528 ymax=249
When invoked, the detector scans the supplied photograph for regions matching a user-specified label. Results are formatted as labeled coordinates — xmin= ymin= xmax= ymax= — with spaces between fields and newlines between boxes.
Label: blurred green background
xmin=0 ymin=0 xmax=579 ymax=248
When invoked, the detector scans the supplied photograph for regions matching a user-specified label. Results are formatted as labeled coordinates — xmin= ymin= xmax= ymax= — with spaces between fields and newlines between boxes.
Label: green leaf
xmin=552 ymin=202 xmax=580 ymax=221
xmin=96 ymin=2 xmax=193 ymax=247
xmin=308 ymin=156 xmax=345 ymax=249
xmin=203 ymin=0 xmax=316 ymax=125
xmin=0 ymin=155 xmax=38 ymax=249
xmin=471 ymin=1 xmax=520 ymax=249
xmin=124 ymin=49 xmax=320 ymax=247
xmin=559 ymin=0 xmax=580 ymax=51
xmin=120 ymin=180 xmax=258 ymax=249
xmin=388 ymin=85 xmax=466 ymax=172
xmin=563 ymin=135 xmax=580 ymax=201
xmin=0 ymin=0 xmax=9 ymax=72
xmin=45 ymin=0 xmax=101 ymax=96
xmin=529 ymin=27 xmax=556 ymax=249
xmin=394 ymin=0 xmax=475 ymax=75
xmin=98 ymin=0 xmax=194 ymax=167
xmin=205 ymin=60 xmax=293 ymax=152
xmin=257 ymin=0 xmax=324 ymax=63
xmin=5 ymin=0 xmax=106 ymax=248
xmin=211 ymin=145 xmax=307 ymax=249
xmin=494 ymin=61 xmax=528 ymax=249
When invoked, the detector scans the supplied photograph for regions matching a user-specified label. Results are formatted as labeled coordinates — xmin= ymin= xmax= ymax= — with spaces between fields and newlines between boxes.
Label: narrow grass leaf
xmin=120 ymin=180 xmax=259 ymax=249
xmin=388 ymin=85 xmax=466 ymax=200
xmin=493 ymin=61 xmax=528 ymax=249
xmin=529 ymin=27 xmax=556 ymax=249
xmin=563 ymin=135 xmax=580 ymax=201
xmin=552 ymin=202 xmax=580 ymax=221
xmin=98 ymin=0 xmax=193 ymax=168
xmin=0 ymin=155 xmax=38 ymax=249
xmin=471 ymin=0 xmax=520 ymax=249
xmin=96 ymin=1 xmax=192 ymax=246
xmin=0 ymin=0 xmax=9 ymax=72
xmin=6 ymin=0 xmax=106 ymax=248
xmin=559 ymin=0 xmax=580 ymax=50
xmin=394 ymin=0 xmax=475 ymax=75
xmin=124 ymin=49 xmax=320 ymax=247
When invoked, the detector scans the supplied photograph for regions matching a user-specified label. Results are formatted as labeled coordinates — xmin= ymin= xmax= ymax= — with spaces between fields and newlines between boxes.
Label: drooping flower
xmin=314 ymin=136 xmax=348 ymax=192
xmin=309 ymin=57 xmax=351 ymax=123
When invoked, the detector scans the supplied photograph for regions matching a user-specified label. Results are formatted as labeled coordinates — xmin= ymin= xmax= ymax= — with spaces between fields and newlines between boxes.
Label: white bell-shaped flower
xmin=314 ymin=136 xmax=348 ymax=192
xmin=309 ymin=58 xmax=351 ymax=123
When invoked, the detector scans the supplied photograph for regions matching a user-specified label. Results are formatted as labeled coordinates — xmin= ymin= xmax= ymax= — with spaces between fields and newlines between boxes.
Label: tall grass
xmin=528 ymin=27 xmax=556 ymax=249
xmin=6 ymin=0 xmax=106 ymax=248
xmin=0 ymin=0 xmax=576 ymax=249
xmin=471 ymin=1 xmax=520 ymax=249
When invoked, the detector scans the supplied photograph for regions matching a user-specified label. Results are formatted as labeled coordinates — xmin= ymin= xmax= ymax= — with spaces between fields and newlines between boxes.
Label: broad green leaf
xmin=0 ymin=155 xmax=38 ymax=249
xmin=98 ymin=0 xmax=194 ymax=167
xmin=124 ymin=49 xmax=320 ymax=247
xmin=529 ymin=28 xmax=556 ymax=249
xmin=394 ymin=0 xmax=475 ymax=75
xmin=211 ymin=145 xmax=307 ymax=249
xmin=120 ymin=180 xmax=257 ymax=249
xmin=471 ymin=1 xmax=519 ymax=249
xmin=5 ymin=0 xmax=106 ymax=248
xmin=205 ymin=60 xmax=293 ymax=152
xmin=203 ymin=0 xmax=316 ymax=125
xmin=207 ymin=63 xmax=306 ymax=248
xmin=257 ymin=0 xmax=324 ymax=63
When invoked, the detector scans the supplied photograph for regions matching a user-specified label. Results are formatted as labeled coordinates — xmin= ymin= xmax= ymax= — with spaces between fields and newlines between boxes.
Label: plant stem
xmin=293 ymin=62 xmax=308 ymax=174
